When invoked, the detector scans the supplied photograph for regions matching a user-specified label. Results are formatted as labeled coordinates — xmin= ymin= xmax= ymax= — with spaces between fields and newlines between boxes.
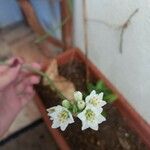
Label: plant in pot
xmin=1 ymin=48 xmax=149 ymax=149
xmin=34 ymin=48 xmax=149 ymax=150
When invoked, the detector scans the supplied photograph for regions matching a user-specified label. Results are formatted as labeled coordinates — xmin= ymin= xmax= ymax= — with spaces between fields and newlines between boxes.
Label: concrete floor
xmin=0 ymin=122 xmax=58 ymax=150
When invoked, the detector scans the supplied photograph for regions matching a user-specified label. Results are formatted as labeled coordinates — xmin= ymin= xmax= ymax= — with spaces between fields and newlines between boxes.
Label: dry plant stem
xmin=86 ymin=18 xmax=121 ymax=30
xmin=63 ymin=0 xmax=74 ymax=74
xmin=35 ymin=16 xmax=70 ymax=44
xmin=119 ymin=28 xmax=125 ymax=53
xmin=119 ymin=8 xmax=139 ymax=53
xmin=85 ymin=8 xmax=139 ymax=54
xmin=35 ymin=0 xmax=73 ymax=44
xmin=0 ymin=62 xmax=66 ymax=100
xmin=83 ymin=0 xmax=90 ymax=84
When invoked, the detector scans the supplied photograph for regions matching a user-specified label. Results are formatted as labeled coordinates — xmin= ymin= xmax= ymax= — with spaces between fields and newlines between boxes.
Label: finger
xmin=18 ymin=89 xmax=35 ymax=107
xmin=16 ymin=74 xmax=39 ymax=95
xmin=7 ymin=57 xmax=23 ymax=66
xmin=15 ymin=74 xmax=40 ymax=91
xmin=30 ymin=62 xmax=41 ymax=70
xmin=20 ymin=62 xmax=41 ymax=75
xmin=16 ymin=62 xmax=41 ymax=84
xmin=0 ymin=60 xmax=22 ymax=90
xmin=0 ymin=57 xmax=22 ymax=78
xmin=17 ymin=86 xmax=35 ymax=99
xmin=0 ymin=65 xmax=9 ymax=73
xmin=16 ymin=77 xmax=30 ymax=93
xmin=29 ymin=75 xmax=41 ymax=84
xmin=0 ymin=57 xmax=22 ymax=73
xmin=16 ymin=83 xmax=35 ymax=107
xmin=25 ymin=86 xmax=34 ymax=94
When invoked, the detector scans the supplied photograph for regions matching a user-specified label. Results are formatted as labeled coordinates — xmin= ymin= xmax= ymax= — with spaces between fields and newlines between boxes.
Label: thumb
xmin=0 ymin=58 xmax=22 ymax=90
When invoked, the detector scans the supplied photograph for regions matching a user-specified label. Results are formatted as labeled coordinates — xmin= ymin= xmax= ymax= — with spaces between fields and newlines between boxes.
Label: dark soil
xmin=35 ymin=59 xmax=148 ymax=150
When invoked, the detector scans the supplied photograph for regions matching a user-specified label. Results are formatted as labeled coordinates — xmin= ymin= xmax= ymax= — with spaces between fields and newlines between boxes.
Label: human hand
xmin=0 ymin=58 xmax=41 ymax=137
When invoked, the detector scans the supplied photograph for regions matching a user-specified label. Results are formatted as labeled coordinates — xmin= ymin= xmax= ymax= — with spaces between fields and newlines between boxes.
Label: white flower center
xmin=85 ymin=109 xmax=95 ymax=122
xmin=90 ymin=97 xmax=100 ymax=106
xmin=58 ymin=110 xmax=69 ymax=123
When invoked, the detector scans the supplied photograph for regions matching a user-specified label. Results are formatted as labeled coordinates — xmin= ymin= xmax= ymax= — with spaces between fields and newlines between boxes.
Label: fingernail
xmin=10 ymin=58 xmax=20 ymax=67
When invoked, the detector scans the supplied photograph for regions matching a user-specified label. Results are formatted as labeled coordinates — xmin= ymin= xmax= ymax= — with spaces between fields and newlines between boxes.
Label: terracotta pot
xmin=34 ymin=48 xmax=150 ymax=150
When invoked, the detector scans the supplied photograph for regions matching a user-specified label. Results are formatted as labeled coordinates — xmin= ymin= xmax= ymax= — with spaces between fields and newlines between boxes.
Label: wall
xmin=74 ymin=0 xmax=150 ymax=123
xmin=0 ymin=0 xmax=61 ymax=39
xmin=30 ymin=0 xmax=61 ymax=39
xmin=0 ymin=0 xmax=23 ymax=28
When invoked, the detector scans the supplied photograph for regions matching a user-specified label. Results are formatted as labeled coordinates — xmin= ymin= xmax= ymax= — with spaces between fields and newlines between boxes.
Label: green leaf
xmin=104 ymin=94 xmax=118 ymax=103
xmin=87 ymin=82 xmax=95 ymax=93
xmin=101 ymin=111 xmax=107 ymax=117
xmin=86 ymin=80 xmax=117 ymax=104
xmin=96 ymin=80 xmax=104 ymax=91
xmin=95 ymin=80 xmax=110 ymax=93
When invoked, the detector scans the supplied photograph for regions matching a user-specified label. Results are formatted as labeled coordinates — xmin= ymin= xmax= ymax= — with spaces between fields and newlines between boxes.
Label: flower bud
xmin=77 ymin=100 xmax=85 ymax=110
xmin=74 ymin=91 xmax=82 ymax=101
xmin=62 ymin=99 xmax=71 ymax=109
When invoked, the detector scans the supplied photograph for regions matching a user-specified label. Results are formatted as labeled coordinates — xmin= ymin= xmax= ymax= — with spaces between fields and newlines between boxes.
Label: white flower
xmin=47 ymin=105 xmax=74 ymax=131
xmin=86 ymin=90 xmax=106 ymax=109
xmin=74 ymin=91 xmax=83 ymax=101
xmin=77 ymin=105 xmax=106 ymax=130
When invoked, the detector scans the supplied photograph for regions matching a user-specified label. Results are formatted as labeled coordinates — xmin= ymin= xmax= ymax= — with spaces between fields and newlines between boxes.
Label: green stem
xmin=24 ymin=64 xmax=66 ymax=100
xmin=0 ymin=61 xmax=66 ymax=100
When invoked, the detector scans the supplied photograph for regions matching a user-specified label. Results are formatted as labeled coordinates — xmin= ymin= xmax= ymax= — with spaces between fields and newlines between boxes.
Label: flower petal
xmin=100 ymin=100 xmax=107 ymax=107
xmin=68 ymin=114 xmax=74 ymax=123
xmin=85 ymin=95 xmax=90 ymax=103
xmin=97 ymin=114 xmax=106 ymax=124
xmin=60 ymin=122 xmax=68 ymax=131
xmin=90 ymin=123 xmax=99 ymax=131
xmin=91 ymin=90 xmax=96 ymax=96
xmin=85 ymin=90 xmax=96 ymax=103
xmin=98 ymin=92 xmax=104 ymax=100
xmin=81 ymin=122 xmax=89 ymax=130
xmin=77 ymin=111 xmax=86 ymax=122
xmin=52 ymin=120 xmax=60 ymax=129
xmin=47 ymin=106 xmax=57 ymax=113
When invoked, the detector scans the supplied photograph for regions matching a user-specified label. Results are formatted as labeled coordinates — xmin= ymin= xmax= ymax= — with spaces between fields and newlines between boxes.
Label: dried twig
xmin=119 ymin=8 xmax=139 ymax=53
xmin=86 ymin=18 xmax=121 ymax=30
xmin=83 ymin=0 xmax=90 ymax=84
xmin=85 ymin=8 xmax=139 ymax=54
xmin=35 ymin=16 xmax=70 ymax=44
xmin=119 ymin=27 xmax=125 ymax=53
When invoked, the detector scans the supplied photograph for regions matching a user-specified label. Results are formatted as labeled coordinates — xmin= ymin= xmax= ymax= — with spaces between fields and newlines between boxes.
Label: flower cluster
xmin=47 ymin=90 xmax=106 ymax=131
